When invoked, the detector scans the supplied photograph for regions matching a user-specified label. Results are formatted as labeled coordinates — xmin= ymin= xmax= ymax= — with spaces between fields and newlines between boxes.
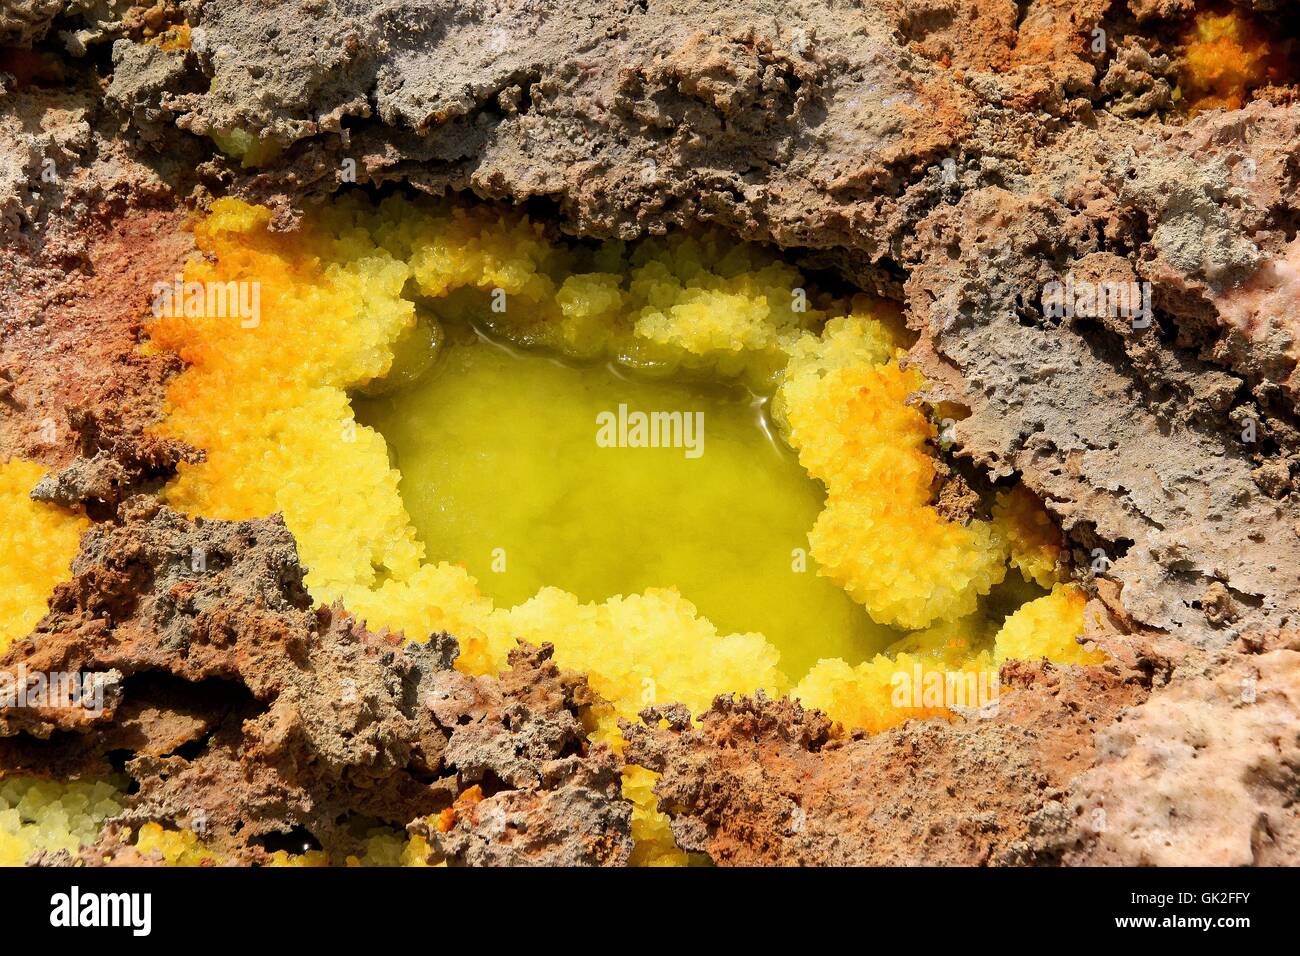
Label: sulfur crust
xmin=135 ymin=822 xmax=227 ymax=866
xmin=793 ymin=651 xmax=998 ymax=734
xmin=992 ymin=485 xmax=1065 ymax=590
xmin=777 ymin=329 xmax=1008 ymax=629
xmin=792 ymin=583 xmax=1096 ymax=731
xmin=0 ymin=460 xmax=88 ymax=656
xmin=793 ymin=614 xmax=997 ymax=733
xmin=132 ymin=821 xmax=429 ymax=867
xmin=1180 ymin=10 xmax=1279 ymax=113
xmin=0 ymin=777 xmax=123 ymax=866
xmin=134 ymin=195 xmax=1099 ymax=864
xmin=993 ymin=583 xmax=1103 ymax=666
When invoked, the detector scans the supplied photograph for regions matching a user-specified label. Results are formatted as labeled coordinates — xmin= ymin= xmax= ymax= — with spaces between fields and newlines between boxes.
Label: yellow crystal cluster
xmin=1180 ymin=9 xmax=1289 ymax=113
xmin=0 ymin=777 xmax=123 ymax=865
xmin=776 ymin=316 xmax=1007 ymax=629
xmin=994 ymin=583 xmax=1102 ymax=667
xmin=993 ymin=485 xmax=1065 ymax=590
xmin=0 ymin=459 xmax=87 ymax=655
xmin=132 ymin=821 xmax=428 ymax=867
xmin=792 ymin=584 xmax=1091 ymax=733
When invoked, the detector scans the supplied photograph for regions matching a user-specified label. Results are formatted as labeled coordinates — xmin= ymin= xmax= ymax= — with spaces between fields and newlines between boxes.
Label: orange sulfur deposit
xmin=1180 ymin=8 xmax=1294 ymax=113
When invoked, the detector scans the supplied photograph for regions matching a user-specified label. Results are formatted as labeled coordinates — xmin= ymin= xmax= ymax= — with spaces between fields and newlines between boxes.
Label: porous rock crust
xmin=2 ymin=0 xmax=1299 ymax=864
xmin=0 ymin=500 xmax=633 ymax=865
xmin=622 ymin=635 xmax=1299 ymax=866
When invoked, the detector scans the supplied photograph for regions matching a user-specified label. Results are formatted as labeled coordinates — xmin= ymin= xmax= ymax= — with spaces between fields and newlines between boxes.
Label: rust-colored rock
xmin=0 ymin=501 xmax=633 ymax=864
xmin=623 ymin=649 xmax=1153 ymax=865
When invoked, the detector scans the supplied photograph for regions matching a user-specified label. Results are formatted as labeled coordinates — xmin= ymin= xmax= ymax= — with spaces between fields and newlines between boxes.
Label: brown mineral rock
xmin=623 ymin=649 xmax=1153 ymax=865
xmin=0 ymin=501 xmax=633 ymax=864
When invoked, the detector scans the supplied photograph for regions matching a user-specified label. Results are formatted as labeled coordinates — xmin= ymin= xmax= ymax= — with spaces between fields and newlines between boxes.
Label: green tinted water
xmin=355 ymin=325 xmax=894 ymax=676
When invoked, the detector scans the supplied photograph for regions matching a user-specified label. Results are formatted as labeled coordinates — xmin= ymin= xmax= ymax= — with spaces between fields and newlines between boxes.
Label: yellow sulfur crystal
xmin=0 ymin=460 xmax=88 ymax=655
xmin=994 ymin=583 xmax=1103 ymax=666
xmin=0 ymin=777 xmax=123 ymax=865
xmin=992 ymin=485 xmax=1065 ymax=589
